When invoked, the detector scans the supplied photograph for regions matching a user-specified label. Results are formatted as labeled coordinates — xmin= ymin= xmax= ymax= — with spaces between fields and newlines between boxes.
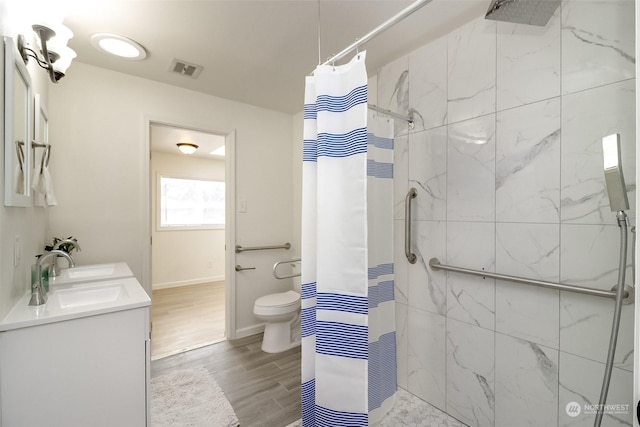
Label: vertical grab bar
xmin=405 ymin=188 xmax=417 ymax=264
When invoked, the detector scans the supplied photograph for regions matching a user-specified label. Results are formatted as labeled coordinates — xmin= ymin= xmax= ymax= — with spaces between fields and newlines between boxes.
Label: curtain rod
xmin=321 ymin=0 xmax=433 ymax=66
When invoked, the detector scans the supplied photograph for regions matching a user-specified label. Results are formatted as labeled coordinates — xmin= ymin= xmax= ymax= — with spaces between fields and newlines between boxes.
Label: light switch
xmin=238 ymin=198 xmax=247 ymax=213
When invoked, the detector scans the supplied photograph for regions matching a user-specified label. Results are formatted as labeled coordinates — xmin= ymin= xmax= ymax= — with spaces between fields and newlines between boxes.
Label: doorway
xmin=148 ymin=121 xmax=231 ymax=360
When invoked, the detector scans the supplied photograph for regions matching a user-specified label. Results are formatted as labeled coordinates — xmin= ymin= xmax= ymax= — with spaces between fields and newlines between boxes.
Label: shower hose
xmin=594 ymin=210 xmax=629 ymax=427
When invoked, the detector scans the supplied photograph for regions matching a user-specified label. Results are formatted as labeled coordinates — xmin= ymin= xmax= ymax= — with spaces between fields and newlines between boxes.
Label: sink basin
xmin=54 ymin=283 xmax=127 ymax=310
xmin=50 ymin=262 xmax=133 ymax=286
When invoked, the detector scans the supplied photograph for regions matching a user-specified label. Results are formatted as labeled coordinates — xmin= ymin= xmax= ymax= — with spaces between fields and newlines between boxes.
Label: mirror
xmin=33 ymin=94 xmax=50 ymax=206
xmin=4 ymin=37 xmax=32 ymax=207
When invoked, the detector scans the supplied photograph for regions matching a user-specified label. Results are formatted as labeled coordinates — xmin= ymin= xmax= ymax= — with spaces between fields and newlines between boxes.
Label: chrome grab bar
xmin=273 ymin=258 xmax=301 ymax=279
xmin=405 ymin=188 xmax=417 ymax=264
xmin=429 ymin=257 xmax=634 ymax=304
xmin=235 ymin=242 xmax=291 ymax=253
xmin=235 ymin=265 xmax=256 ymax=272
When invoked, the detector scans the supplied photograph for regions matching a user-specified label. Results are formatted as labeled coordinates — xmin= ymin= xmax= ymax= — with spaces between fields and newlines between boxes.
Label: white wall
xmin=49 ymin=62 xmax=294 ymax=337
xmin=0 ymin=6 xmax=53 ymax=318
xmin=150 ymin=151 xmax=225 ymax=289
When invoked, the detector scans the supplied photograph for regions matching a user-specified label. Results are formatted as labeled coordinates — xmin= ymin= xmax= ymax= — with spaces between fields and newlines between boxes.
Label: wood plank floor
xmin=151 ymin=334 xmax=302 ymax=427
xmin=151 ymin=281 xmax=226 ymax=360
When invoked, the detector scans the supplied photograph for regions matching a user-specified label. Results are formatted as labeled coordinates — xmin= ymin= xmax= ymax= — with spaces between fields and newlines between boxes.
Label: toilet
xmin=253 ymin=290 xmax=301 ymax=353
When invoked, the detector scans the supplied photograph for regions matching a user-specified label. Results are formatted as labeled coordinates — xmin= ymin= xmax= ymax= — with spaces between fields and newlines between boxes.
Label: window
xmin=158 ymin=175 xmax=224 ymax=230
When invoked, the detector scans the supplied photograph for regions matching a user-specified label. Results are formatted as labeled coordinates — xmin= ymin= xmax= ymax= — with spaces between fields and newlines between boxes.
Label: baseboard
xmin=152 ymin=275 xmax=225 ymax=290
xmin=234 ymin=323 xmax=265 ymax=340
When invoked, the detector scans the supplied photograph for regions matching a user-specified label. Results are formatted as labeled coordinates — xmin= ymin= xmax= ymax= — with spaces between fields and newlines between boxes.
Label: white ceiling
xmin=60 ymin=0 xmax=489 ymax=115
xmin=150 ymin=122 xmax=226 ymax=159
xmin=49 ymin=0 xmax=490 ymax=151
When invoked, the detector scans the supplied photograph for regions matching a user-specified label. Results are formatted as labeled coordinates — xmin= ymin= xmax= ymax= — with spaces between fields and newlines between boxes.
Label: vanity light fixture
xmin=91 ymin=33 xmax=147 ymax=60
xmin=17 ymin=22 xmax=77 ymax=83
xmin=177 ymin=143 xmax=198 ymax=155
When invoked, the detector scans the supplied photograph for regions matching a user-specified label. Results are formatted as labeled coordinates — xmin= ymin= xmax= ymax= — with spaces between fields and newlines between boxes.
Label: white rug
xmin=151 ymin=367 xmax=239 ymax=427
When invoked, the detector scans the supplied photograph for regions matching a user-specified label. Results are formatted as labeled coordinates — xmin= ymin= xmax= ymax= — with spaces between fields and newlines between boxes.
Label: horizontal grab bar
xmin=235 ymin=242 xmax=291 ymax=253
xmin=273 ymin=258 xmax=301 ymax=279
xmin=429 ymin=258 xmax=633 ymax=305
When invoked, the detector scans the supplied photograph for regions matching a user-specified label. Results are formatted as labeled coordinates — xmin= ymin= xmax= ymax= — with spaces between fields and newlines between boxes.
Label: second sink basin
xmin=50 ymin=262 xmax=133 ymax=286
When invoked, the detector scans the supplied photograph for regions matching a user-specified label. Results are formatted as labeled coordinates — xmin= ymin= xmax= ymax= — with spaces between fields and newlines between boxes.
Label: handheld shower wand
xmin=594 ymin=134 xmax=630 ymax=427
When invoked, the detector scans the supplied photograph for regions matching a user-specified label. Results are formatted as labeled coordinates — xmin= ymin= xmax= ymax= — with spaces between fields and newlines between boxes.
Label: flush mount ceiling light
xmin=177 ymin=143 xmax=198 ymax=155
xmin=90 ymin=33 xmax=147 ymax=60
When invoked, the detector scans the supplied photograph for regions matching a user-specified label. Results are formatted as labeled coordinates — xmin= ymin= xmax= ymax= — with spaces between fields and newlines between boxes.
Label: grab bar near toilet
xmin=273 ymin=258 xmax=301 ymax=279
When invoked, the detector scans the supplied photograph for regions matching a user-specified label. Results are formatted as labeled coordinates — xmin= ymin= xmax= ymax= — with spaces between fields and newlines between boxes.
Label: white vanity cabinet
xmin=0 ymin=276 xmax=151 ymax=427
xmin=0 ymin=307 xmax=150 ymax=427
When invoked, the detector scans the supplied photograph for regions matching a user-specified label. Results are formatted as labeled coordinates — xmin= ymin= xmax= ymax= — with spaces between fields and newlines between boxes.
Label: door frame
xmin=141 ymin=115 xmax=237 ymax=342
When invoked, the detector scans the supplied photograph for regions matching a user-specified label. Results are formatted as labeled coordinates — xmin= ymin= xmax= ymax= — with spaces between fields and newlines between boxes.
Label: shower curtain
xmin=301 ymin=52 xmax=397 ymax=427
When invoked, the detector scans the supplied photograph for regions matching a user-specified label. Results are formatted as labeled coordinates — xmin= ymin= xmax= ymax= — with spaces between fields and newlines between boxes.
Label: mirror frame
xmin=4 ymin=36 xmax=32 ymax=207
xmin=34 ymin=93 xmax=49 ymax=207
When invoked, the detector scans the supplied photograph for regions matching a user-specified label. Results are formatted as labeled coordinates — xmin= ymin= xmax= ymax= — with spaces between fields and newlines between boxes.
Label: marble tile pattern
xmin=395 ymin=302 xmax=408 ymax=390
xmin=408 ymin=220 xmax=446 ymax=316
xmin=409 ymin=127 xmax=447 ymax=222
xmin=377 ymin=55 xmax=410 ymax=137
xmin=447 ymin=18 xmax=496 ymax=124
xmin=407 ymin=307 xmax=446 ymax=411
xmin=409 ymin=37 xmax=448 ymax=132
xmin=375 ymin=0 xmax=636 ymax=426
xmin=495 ymin=223 xmax=560 ymax=349
xmin=561 ymin=0 xmax=635 ymax=96
xmin=559 ymin=224 xmax=634 ymax=371
xmin=446 ymin=319 xmax=495 ymax=427
xmin=447 ymin=115 xmax=496 ymax=222
xmin=560 ymin=79 xmax=636 ymax=225
xmin=495 ymin=99 xmax=561 ymax=223
xmin=446 ymin=222 xmax=495 ymax=330
xmin=394 ymin=135 xmax=409 ymax=220
xmin=496 ymin=7 xmax=561 ymax=111
xmin=558 ymin=352 xmax=633 ymax=426
xmin=495 ymin=334 xmax=559 ymax=427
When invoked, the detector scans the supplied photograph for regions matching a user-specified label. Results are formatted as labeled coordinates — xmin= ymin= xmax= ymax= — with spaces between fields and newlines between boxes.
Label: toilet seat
xmin=255 ymin=290 xmax=300 ymax=308
xmin=254 ymin=290 xmax=300 ymax=317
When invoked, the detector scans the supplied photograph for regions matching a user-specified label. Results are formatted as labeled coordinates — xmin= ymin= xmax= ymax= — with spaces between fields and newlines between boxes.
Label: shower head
xmin=602 ymin=134 xmax=629 ymax=212
xmin=485 ymin=0 xmax=560 ymax=26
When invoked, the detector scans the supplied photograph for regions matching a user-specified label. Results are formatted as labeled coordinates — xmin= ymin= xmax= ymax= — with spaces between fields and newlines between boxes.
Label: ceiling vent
xmin=169 ymin=58 xmax=203 ymax=79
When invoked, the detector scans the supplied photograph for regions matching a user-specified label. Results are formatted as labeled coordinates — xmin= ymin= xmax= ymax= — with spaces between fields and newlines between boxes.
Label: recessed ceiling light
xmin=90 ymin=33 xmax=147 ymax=60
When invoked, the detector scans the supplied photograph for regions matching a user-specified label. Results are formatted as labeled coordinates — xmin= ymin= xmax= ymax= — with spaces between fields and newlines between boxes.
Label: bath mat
xmin=151 ymin=367 xmax=239 ymax=427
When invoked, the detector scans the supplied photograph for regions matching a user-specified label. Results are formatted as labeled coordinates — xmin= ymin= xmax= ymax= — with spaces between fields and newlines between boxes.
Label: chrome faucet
xmin=50 ymin=239 xmax=81 ymax=277
xmin=29 ymin=250 xmax=75 ymax=306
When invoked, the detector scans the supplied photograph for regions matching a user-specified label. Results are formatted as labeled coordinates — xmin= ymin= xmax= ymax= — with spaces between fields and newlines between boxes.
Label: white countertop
xmin=0 ymin=277 xmax=150 ymax=332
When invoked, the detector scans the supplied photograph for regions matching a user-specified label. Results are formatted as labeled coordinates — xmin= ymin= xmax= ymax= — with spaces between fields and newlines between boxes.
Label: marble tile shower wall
xmin=381 ymin=1 xmax=636 ymax=426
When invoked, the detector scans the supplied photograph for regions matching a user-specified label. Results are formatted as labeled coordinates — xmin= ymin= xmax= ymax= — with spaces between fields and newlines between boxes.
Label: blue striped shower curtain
xmin=301 ymin=52 xmax=397 ymax=427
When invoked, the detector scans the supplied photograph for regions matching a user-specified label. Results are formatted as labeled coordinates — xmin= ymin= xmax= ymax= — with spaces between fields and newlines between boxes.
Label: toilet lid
xmin=255 ymin=290 xmax=300 ymax=308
